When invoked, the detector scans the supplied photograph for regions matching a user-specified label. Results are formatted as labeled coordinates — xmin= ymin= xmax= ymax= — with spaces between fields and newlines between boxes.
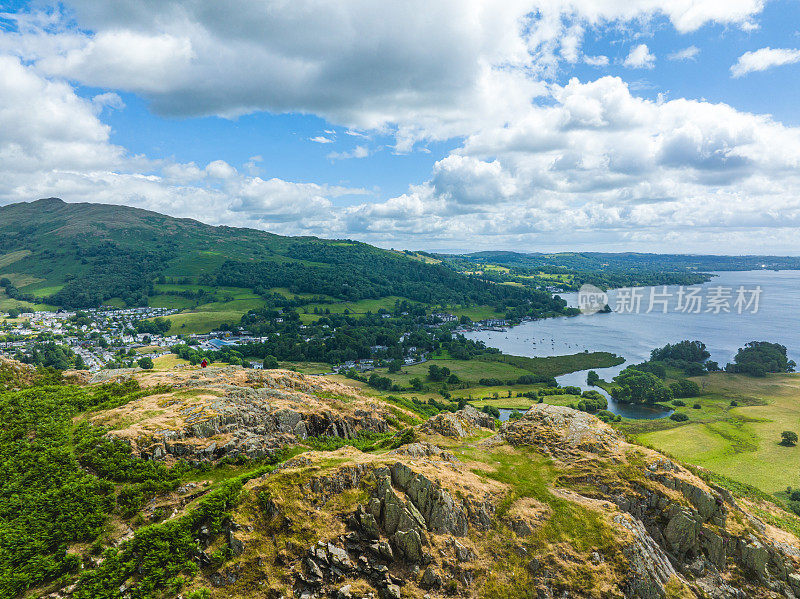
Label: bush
xmin=669 ymin=379 xmax=701 ymax=398
xmin=729 ymin=400 xmax=738 ymax=407
xmin=780 ymin=431 xmax=798 ymax=447
xmin=670 ymin=412 xmax=689 ymax=422
xmin=137 ymin=357 xmax=154 ymax=370
xmin=481 ymin=405 xmax=500 ymax=418
xmin=671 ymin=399 xmax=685 ymax=407
xmin=692 ymin=403 xmax=701 ymax=409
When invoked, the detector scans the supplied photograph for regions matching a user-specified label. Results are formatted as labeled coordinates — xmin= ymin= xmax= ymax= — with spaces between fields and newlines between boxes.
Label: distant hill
xmin=451 ymin=249 xmax=800 ymax=272
xmin=0 ymin=199 xmax=562 ymax=316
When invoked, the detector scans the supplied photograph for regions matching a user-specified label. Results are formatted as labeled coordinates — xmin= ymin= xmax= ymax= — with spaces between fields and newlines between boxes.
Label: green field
xmin=159 ymin=310 xmax=245 ymax=334
xmin=634 ymin=373 xmax=800 ymax=496
xmin=369 ymin=352 xmax=622 ymax=394
xmin=382 ymin=358 xmax=533 ymax=387
xmin=0 ymin=288 xmax=56 ymax=312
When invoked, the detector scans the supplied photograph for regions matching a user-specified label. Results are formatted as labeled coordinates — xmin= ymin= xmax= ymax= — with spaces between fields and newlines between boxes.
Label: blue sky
xmin=2 ymin=0 xmax=800 ymax=253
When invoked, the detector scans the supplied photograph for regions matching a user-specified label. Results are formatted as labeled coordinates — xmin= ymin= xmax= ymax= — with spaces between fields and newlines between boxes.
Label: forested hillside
xmin=439 ymin=250 xmax=800 ymax=291
xmin=0 ymin=199 xmax=561 ymax=314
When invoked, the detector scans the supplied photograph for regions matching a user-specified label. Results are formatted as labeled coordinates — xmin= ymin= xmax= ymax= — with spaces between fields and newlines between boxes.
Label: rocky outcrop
xmin=502 ymin=402 xmax=621 ymax=456
xmin=503 ymin=404 xmax=800 ymax=598
xmin=89 ymin=366 xmax=404 ymax=463
xmin=281 ymin=459 xmax=497 ymax=598
xmin=421 ymin=404 xmax=495 ymax=437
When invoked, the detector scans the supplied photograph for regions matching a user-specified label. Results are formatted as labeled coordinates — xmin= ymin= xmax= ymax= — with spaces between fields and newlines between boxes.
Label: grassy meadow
xmin=632 ymin=372 xmax=800 ymax=496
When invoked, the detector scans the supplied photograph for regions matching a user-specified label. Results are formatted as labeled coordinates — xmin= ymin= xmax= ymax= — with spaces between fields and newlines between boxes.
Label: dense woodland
xmin=211 ymin=241 xmax=569 ymax=314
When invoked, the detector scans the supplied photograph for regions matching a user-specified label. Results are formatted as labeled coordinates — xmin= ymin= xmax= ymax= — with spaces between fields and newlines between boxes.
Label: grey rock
xmin=378 ymin=540 xmax=394 ymax=561
xmin=614 ymin=513 xmax=679 ymax=598
xmin=294 ymin=420 xmax=308 ymax=440
xmin=327 ymin=543 xmax=353 ymax=570
xmin=336 ymin=584 xmax=353 ymax=599
xmin=420 ymin=566 xmax=442 ymax=589
xmin=275 ymin=408 xmax=302 ymax=433
xmin=664 ymin=509 xmax=700 ymax=555
xmin=741 ymin=540 xmax=769 ymax=579
xmin=228 ymin=530 xmax=245 ymax=556
xmin=393 ymin=529 xmax=423 ymax=563
xmin=381 ymin=584 xmax=401 ymax=599
xmin=452 ymin=539 xmax=474 ymax=562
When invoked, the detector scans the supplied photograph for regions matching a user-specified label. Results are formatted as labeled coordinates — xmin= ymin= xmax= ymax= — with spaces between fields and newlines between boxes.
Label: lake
xmin=467 ymin=270 xmax=800 ymax=420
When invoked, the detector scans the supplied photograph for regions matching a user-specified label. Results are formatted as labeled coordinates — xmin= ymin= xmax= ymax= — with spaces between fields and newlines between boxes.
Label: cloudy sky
xmin=2 ymin=0 xmax=800 ymax=253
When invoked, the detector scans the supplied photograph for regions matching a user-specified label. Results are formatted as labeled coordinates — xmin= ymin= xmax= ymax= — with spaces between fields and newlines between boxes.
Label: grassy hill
xmin=4 ymin=361 xmax=800 ymax=599
xmin=0 ymin=199 xmax=563 ymax=327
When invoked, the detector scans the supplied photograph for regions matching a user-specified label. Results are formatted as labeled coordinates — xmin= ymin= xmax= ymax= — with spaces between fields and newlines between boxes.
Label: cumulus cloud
xmin=731 ymin=47 xmax=800 ymax=77
xmin=668 ymin=45 xmax=700 ymax=61
xmin=4 ymin=0 xmax=800 ymax=252
xmin=337 ymin=76 xmax=800 ymax=250
xmin=0 ymin=54 xmax=366 ymax=234
xmin=205 ymin=160 xmax=237 ymax=179
xmin=623 ymin=44 xmax=656 ymax=69
xmin=2 ymin=0 xmax=766 ymax=148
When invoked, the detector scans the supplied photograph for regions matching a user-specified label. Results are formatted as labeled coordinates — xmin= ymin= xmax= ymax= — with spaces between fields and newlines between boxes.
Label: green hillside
xmin=0 ymin=199 xmax=564 ymax=324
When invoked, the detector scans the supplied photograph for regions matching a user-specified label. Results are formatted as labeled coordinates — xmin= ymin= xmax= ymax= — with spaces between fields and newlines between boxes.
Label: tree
xmin=427 ymin=364 xmax=451 ymax=382
xmin=587 ymin=370 xmax=600 ymax=386
xmin=7 ymin=308 xmax=20 ymax=319
xmin=780 ymin=431 xmax=798 ymax=446
xmin=409 ymin=377 xmax=424 ymax=391
xmin=137 ymin=357 xmax=154 ymax=370
xmin=733 ymin=341 xmax=795 ymax=376
xmin=388 ymin=359 xmax=403 ymax=373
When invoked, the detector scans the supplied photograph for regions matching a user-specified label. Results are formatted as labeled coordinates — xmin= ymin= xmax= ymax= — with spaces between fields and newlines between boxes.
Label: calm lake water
xmin=468 ymin=270 xmax=800 ymax=420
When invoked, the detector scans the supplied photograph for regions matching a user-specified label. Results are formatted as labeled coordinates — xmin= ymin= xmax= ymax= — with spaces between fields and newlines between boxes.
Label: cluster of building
xmin=1 ymin=305 xmax=513 ymax=372
xmin=0 ymin=307 xmax=181 ymax=370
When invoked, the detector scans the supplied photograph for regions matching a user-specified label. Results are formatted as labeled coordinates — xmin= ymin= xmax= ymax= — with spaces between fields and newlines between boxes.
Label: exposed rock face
xmin=286 ymin=457 xmax=498 ymax=598
xmin=503 ymin=404 xmax=800 ymax=598
xmin=421 ymin=404 xmax=495 ymax=437
xmin=90 ymin=366 xmax=404 ymax=462
xmin=502 ymin=402 xmax=621 ymax=456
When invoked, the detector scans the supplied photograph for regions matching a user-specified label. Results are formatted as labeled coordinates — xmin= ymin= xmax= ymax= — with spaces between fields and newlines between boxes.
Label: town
xmin=0 ymin=305 xmax=511 ymax=372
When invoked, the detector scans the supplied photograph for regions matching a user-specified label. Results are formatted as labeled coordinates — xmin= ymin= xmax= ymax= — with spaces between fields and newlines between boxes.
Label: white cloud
xmin=327 ymin=145 xmax=370 ymax=161
xmin=584 ymin=55 xmax=609 ymax=66
xmin=0 ymin=54 xmax=366 ymax=234
xmin=6 ymin=0 xmax=800 ymax=252
xmin=3 ymin=0 xmax=766 ymax=148
xmin=91 ymin=91 xmax=125 ymax=112
xmin=731 ymin=47 xmax=800 ymax=77
xmin=309 ymin=136 xmax=334 ymax=144
xmin=668 ymin=45 xmax=700 ymax=61
xmin=338 ymin=76 xmax=800 ymax=250
xmin=205 ymin=160 xmax=237 ymax=179
xmin=623 ymin=44 xmax=656 ymax=69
